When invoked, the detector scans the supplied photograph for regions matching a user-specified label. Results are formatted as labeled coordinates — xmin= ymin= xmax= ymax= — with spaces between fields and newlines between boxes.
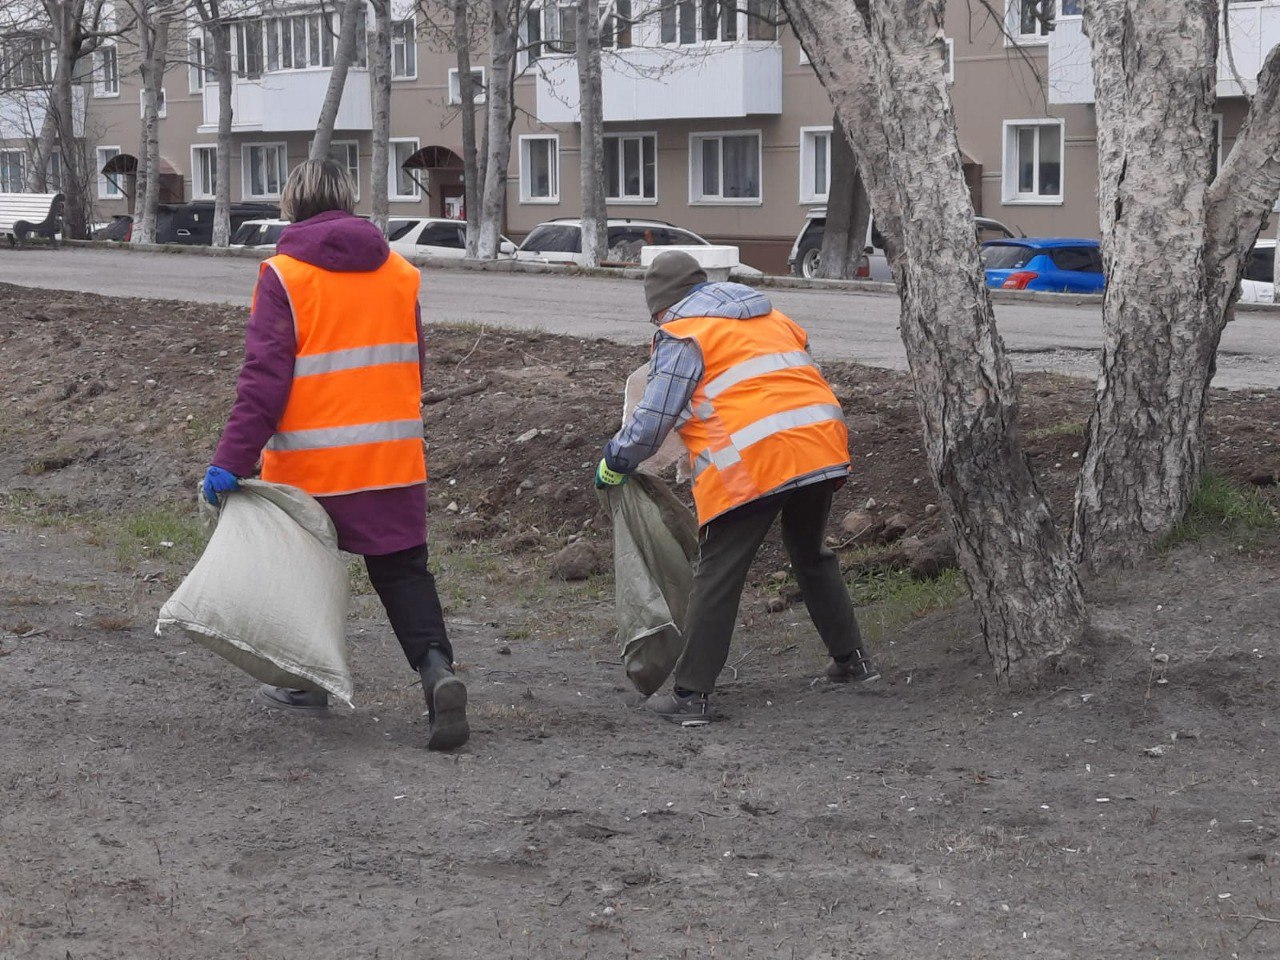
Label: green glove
xmin=595 ymin=458 xmax=628 ymax=490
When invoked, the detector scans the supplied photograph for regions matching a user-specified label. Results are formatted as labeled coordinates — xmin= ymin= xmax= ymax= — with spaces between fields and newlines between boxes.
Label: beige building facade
xmin=0 ymin=0 xmax=1256 ymax=273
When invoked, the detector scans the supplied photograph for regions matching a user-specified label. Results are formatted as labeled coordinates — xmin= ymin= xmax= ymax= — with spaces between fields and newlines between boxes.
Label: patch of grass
xmin=0 ymin=489 xmax=74 ymax=528
xmin=1164 ymin=473 xmax=1279 ymax=548
xmin=89 ymin=507 xmax=207 ymax=567
xmin=1025 ymin=420 xmax=1086 ymax=441
xmin=851 ymin=567 xmax=968 ymax=641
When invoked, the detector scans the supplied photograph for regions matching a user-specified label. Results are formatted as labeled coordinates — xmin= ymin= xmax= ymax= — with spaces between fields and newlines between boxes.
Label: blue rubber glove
xmin=595 ymin=458 xmax=628 ymax=490
xmin=202 ymin=466 xmax=240 ymax=505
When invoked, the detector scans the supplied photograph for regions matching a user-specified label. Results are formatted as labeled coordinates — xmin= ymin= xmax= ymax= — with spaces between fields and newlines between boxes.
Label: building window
xmin=233 ymin=20 xmax=263 ymax=78
xmin=192 ymin=146 xmax=217 ymax=199
xmin=519 ymin=135 xmax=560 ymax=203
xmin=94 ymin=44 xmax=119 ymax=96
xmin=448 ymin=67 xmax=486 ymax=105
xmin=139 ymin=87 xmax=167 ymax=119
xmin=390 ymin=138 xmax=420 ymax=200
xmin=322 ymin=140 xmax=360 ymax=200
xmin=746 ymin=0 xmax=778 ymax=41
xmin=48 ymin=148 xmax=62 ymax=191
xmin=601 ymin=0 xmax=633 ymax=48
xmin=0 ymin=36 xmax=51 ymax=87
xmin=799 ymin=126 xmax=830 ymax=204
xmin=243 ymin=143 xmax=288 ymax=199
xmin=1002 ymin=120 xmax=1063 ymax=203
xmin=604 ymin=133 xmax=656 ymax=202
xmin=523 ymin=1 xmax=577 ymax=63
xmin=264 ymin=11 xmax=367 ymax=73
xmin=0 ymin=151 xmax=26 ymax=193
xmin=1009 ymin=0 xmax=1055 ymax=44
xmin=661 ymin=0 xmax=769 ymax=43
xmin=392 ymin=18 xmax=416 ymax=78
xmin=189 ymin=33 xmax=206 ymax=91
xmin=689 ymin=131 xmax=761 ymax=203
xmin=97 ymin=146 xmax=122 ymax=199
xmin=1210 ymin=114 xmax=1223 ymax=178
xmin=944 ymin=37 xmax=954 ymax=82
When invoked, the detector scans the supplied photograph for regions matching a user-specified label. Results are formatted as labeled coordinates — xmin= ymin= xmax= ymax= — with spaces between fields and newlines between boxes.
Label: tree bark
xmin=786 ymin=0 xmax=1086 ymax=682
xmin=818 ymin=113 xmax=872 ymax=280
xmin=477 ymin=0 xmax=517 ymax=259
xmin=49 ymin=1 xmax=90 ymax=239
xmin=576 ymin=0 xmax=607 ymax=266
xmin=1072 ymin=2 xmax=1280 ymax=571
xmin=133 ymin=1 xmax=168 ymax=245
xmin=370 ymin=0 xmax=391 ymax=233
xmin=310 ymin=0 xmax=363 ymax=161
xmin=455 ymin=0 xmax=481 ymax=255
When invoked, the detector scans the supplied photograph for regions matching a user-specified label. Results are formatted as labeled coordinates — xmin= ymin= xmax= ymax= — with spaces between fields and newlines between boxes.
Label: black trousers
xmin=364 ymin=544 xmax=452 ymax=670
xmin=673 ymin=479 xmax=863 ymax=694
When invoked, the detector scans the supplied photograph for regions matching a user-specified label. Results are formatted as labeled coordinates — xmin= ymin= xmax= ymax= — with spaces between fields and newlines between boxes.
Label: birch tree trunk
xmin=370 ymin=0 xmax=391 ymax=232
xmin=576 ymin=0 xmax=607 ymax=266
xmin=818 ymin=114 xmax=872 ymax=280
xmin=134 ymin=2 xmax=169 ymax=245
xmin=786 ymin=0 xmax=1086 ymax=681
xmin=210 ymin=16 xmax=233 ymax=246
xmin=477 ymin=0 xmax=516 ymax=259
xmin=49 ymin=0 xmax=91 ymax=238
xmin=455 ymin=0 xmax=481 ymax=255
xmin=311 ymin=0 xmax=363 ymax=161
xmin=1073 ymin=2 xmax=1280 ymax=571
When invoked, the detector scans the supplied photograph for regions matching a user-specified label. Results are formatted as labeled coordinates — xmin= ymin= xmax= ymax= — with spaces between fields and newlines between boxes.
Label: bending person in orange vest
xmin=202 ymin=159 xmax=468 ymax=751
xmin=597 ymin=251 xmax=879 ymax=722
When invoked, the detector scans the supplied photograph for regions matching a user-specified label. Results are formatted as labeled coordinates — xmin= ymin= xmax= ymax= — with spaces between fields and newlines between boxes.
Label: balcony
xmin=1049 ymin=5 xmax=1280 ymax=104
xmin=199 ymin=68 xmax=372 ymax=133
xmin=0 ymin=85 xmax=84 ymax=140
xmin=534 ymin=44 xmax=783 ymax=123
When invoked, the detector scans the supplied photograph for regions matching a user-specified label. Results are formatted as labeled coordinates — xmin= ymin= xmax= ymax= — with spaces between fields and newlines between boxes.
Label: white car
xmin=1240 ymin=239 xmax=1276 ymax=305
xmin=387 ymin=218 xmax=515 ymax=259
xmin=516 ymin=217 xmax=746 ymax=269
xmin=229 ymin=218 xmax=289 ymax=250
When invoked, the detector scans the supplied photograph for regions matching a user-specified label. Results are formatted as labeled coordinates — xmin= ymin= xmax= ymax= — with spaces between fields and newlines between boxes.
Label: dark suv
xmin=93 ymin=202 xmax=282 ymax=245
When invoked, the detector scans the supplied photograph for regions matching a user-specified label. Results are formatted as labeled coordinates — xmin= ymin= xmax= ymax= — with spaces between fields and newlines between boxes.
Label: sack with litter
xmin=156 ymin=479 xmax=353 ymax=706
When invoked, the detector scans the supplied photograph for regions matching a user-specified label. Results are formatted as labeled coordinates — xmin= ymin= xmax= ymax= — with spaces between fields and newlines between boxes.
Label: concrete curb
xmin=51 ymin=239 xmax=1280 ymax=314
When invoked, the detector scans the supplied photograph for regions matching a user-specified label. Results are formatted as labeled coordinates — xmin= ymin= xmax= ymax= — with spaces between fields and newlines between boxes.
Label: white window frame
xmin=189 ymin=32 xmax=206 ymax=93
xmin=1001 ymin=119 xmax=1065 ymax=205
xmin=603 ymin=132 xmax=657 ymax=204
xmin=0 ymin=149 xmax=27 ymax=193
xmin=798 ymin=125 xmax=831 ymax=205
xmin=658 ymin=0 xmax=773 ymax=46
xmin=518 ymin=134 xmax=560 ymax=204
xmin=191 ymin=145 xmax=217 ymax=200
xmin=1006 ymin=0 xmax=1052 ymax=46
xmin=96 ymin=146 xmax=123 ymax=200
xmin=242 ymin=141 xmax=289 ymax=200
xmin=1210 ymin=113 xmax=1224 ymax=178
xmin=139 ymin=87 xmax=167 ymax=119
xmin=389 ymin=137 xmax=421 ymax=201
xmin=330 ymin=139 xmax=361 ymax=201
xmin=93 ymin=44 xmax=119 ymax=97
xmin=944 ymin=37 xmax=955 ymax=83
xmin=688 ymin=130 xmax=763 ymax=205
xmin=392 ymin=16 xmax=417 ymax=79
xmin=447 ymin=66 xmax=486 ymax=105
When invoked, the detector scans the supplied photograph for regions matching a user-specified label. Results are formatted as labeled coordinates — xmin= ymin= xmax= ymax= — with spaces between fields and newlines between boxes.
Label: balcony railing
xmin=535 ymin=43 xmax=783 ymax=123
xmin=200 ymin=68 xmax=372 ymax=133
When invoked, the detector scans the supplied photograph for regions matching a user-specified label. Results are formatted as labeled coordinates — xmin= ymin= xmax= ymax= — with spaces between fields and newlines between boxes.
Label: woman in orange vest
xmin=597 ymin=251 xmax=880 ymax=723
xmin=202 ymin=159 xmax=468 ymax=751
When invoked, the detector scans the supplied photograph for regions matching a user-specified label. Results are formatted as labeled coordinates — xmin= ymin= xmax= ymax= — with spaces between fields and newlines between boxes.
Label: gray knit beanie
xmin=644 ymin=251 xmax=708 ymax=319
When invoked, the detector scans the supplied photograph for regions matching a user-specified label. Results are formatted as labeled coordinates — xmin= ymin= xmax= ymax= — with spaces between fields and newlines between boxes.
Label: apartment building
xmin=0 ymin=0 xmax=1260 ymax=273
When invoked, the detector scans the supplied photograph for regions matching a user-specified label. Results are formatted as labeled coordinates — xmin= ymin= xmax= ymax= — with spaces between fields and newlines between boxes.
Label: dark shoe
xmin=258 ymin=684 xmax=330 ymax=710
xmin=827 ymin=648 xmax=881 ymax=684
xmin=419 ymin=648 xmax=470 ymax=751
xmin=646 ymin=689 xmax=716 ymax=725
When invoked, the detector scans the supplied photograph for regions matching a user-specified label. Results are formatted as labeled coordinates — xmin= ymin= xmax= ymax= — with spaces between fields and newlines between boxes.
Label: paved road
xmin=3 ymin=247 xmax=1277 ymax=389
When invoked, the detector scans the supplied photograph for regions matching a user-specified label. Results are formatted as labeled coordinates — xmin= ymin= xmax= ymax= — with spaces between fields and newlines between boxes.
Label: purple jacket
xmin=212 ymin=210 xmax=429 ymax=556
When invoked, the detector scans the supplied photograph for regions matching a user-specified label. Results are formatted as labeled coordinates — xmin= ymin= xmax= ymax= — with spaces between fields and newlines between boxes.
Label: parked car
xmin=515 ymin=218 xmax=713 ymax=267
xmin=788 ymin=212 xmax=1021 ymax=279
xmin=387 ymin=218 xmax=516 ymax=259
xmin=1240 ymin=239 xmax=1275 ymax=305
xmin=980 ymin=238 xmax=1105 ymax=294
xmin=229 ymin=218 xmax=290 ymax=250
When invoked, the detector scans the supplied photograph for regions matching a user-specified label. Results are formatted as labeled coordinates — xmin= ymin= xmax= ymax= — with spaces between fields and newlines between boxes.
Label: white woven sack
xmin=156 ymin=479 xmax=353 ymax=706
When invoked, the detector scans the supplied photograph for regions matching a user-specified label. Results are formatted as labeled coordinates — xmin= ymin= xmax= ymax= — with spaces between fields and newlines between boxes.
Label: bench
xmin=0 ymin=192 xmax=64 ymax=246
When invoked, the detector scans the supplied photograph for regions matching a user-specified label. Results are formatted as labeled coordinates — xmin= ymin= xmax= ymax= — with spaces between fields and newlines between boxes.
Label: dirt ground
xmin=4 ymin=280 xmax=1280 ymax=959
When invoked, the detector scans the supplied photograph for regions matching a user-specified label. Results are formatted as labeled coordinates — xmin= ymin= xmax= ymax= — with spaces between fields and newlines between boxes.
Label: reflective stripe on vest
xmin=661 ymin=308 xmax=850 ymax=525
xmin=259 ymin=251 xmax=426 ymax=498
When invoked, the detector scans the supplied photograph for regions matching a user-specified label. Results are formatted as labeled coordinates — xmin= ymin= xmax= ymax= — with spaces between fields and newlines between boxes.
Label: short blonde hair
xmin=281 ymin=158 xmax=356 ymax=223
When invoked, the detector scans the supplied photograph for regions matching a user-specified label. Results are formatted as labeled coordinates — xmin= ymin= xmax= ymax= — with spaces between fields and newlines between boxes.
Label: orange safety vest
xmin=258 ymin=251 xmax=427 ymax=498
xmin=662 ymin=309 xmax=849 ymax=526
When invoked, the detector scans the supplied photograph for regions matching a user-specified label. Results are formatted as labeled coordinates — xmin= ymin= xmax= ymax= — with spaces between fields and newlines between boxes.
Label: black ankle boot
xmin=418 ymin=648 xmax=469 ymax=751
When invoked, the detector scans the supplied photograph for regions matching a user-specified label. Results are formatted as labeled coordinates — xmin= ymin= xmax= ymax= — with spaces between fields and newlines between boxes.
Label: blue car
xmin=980 ymin=238 xmax=1105 ymax=294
